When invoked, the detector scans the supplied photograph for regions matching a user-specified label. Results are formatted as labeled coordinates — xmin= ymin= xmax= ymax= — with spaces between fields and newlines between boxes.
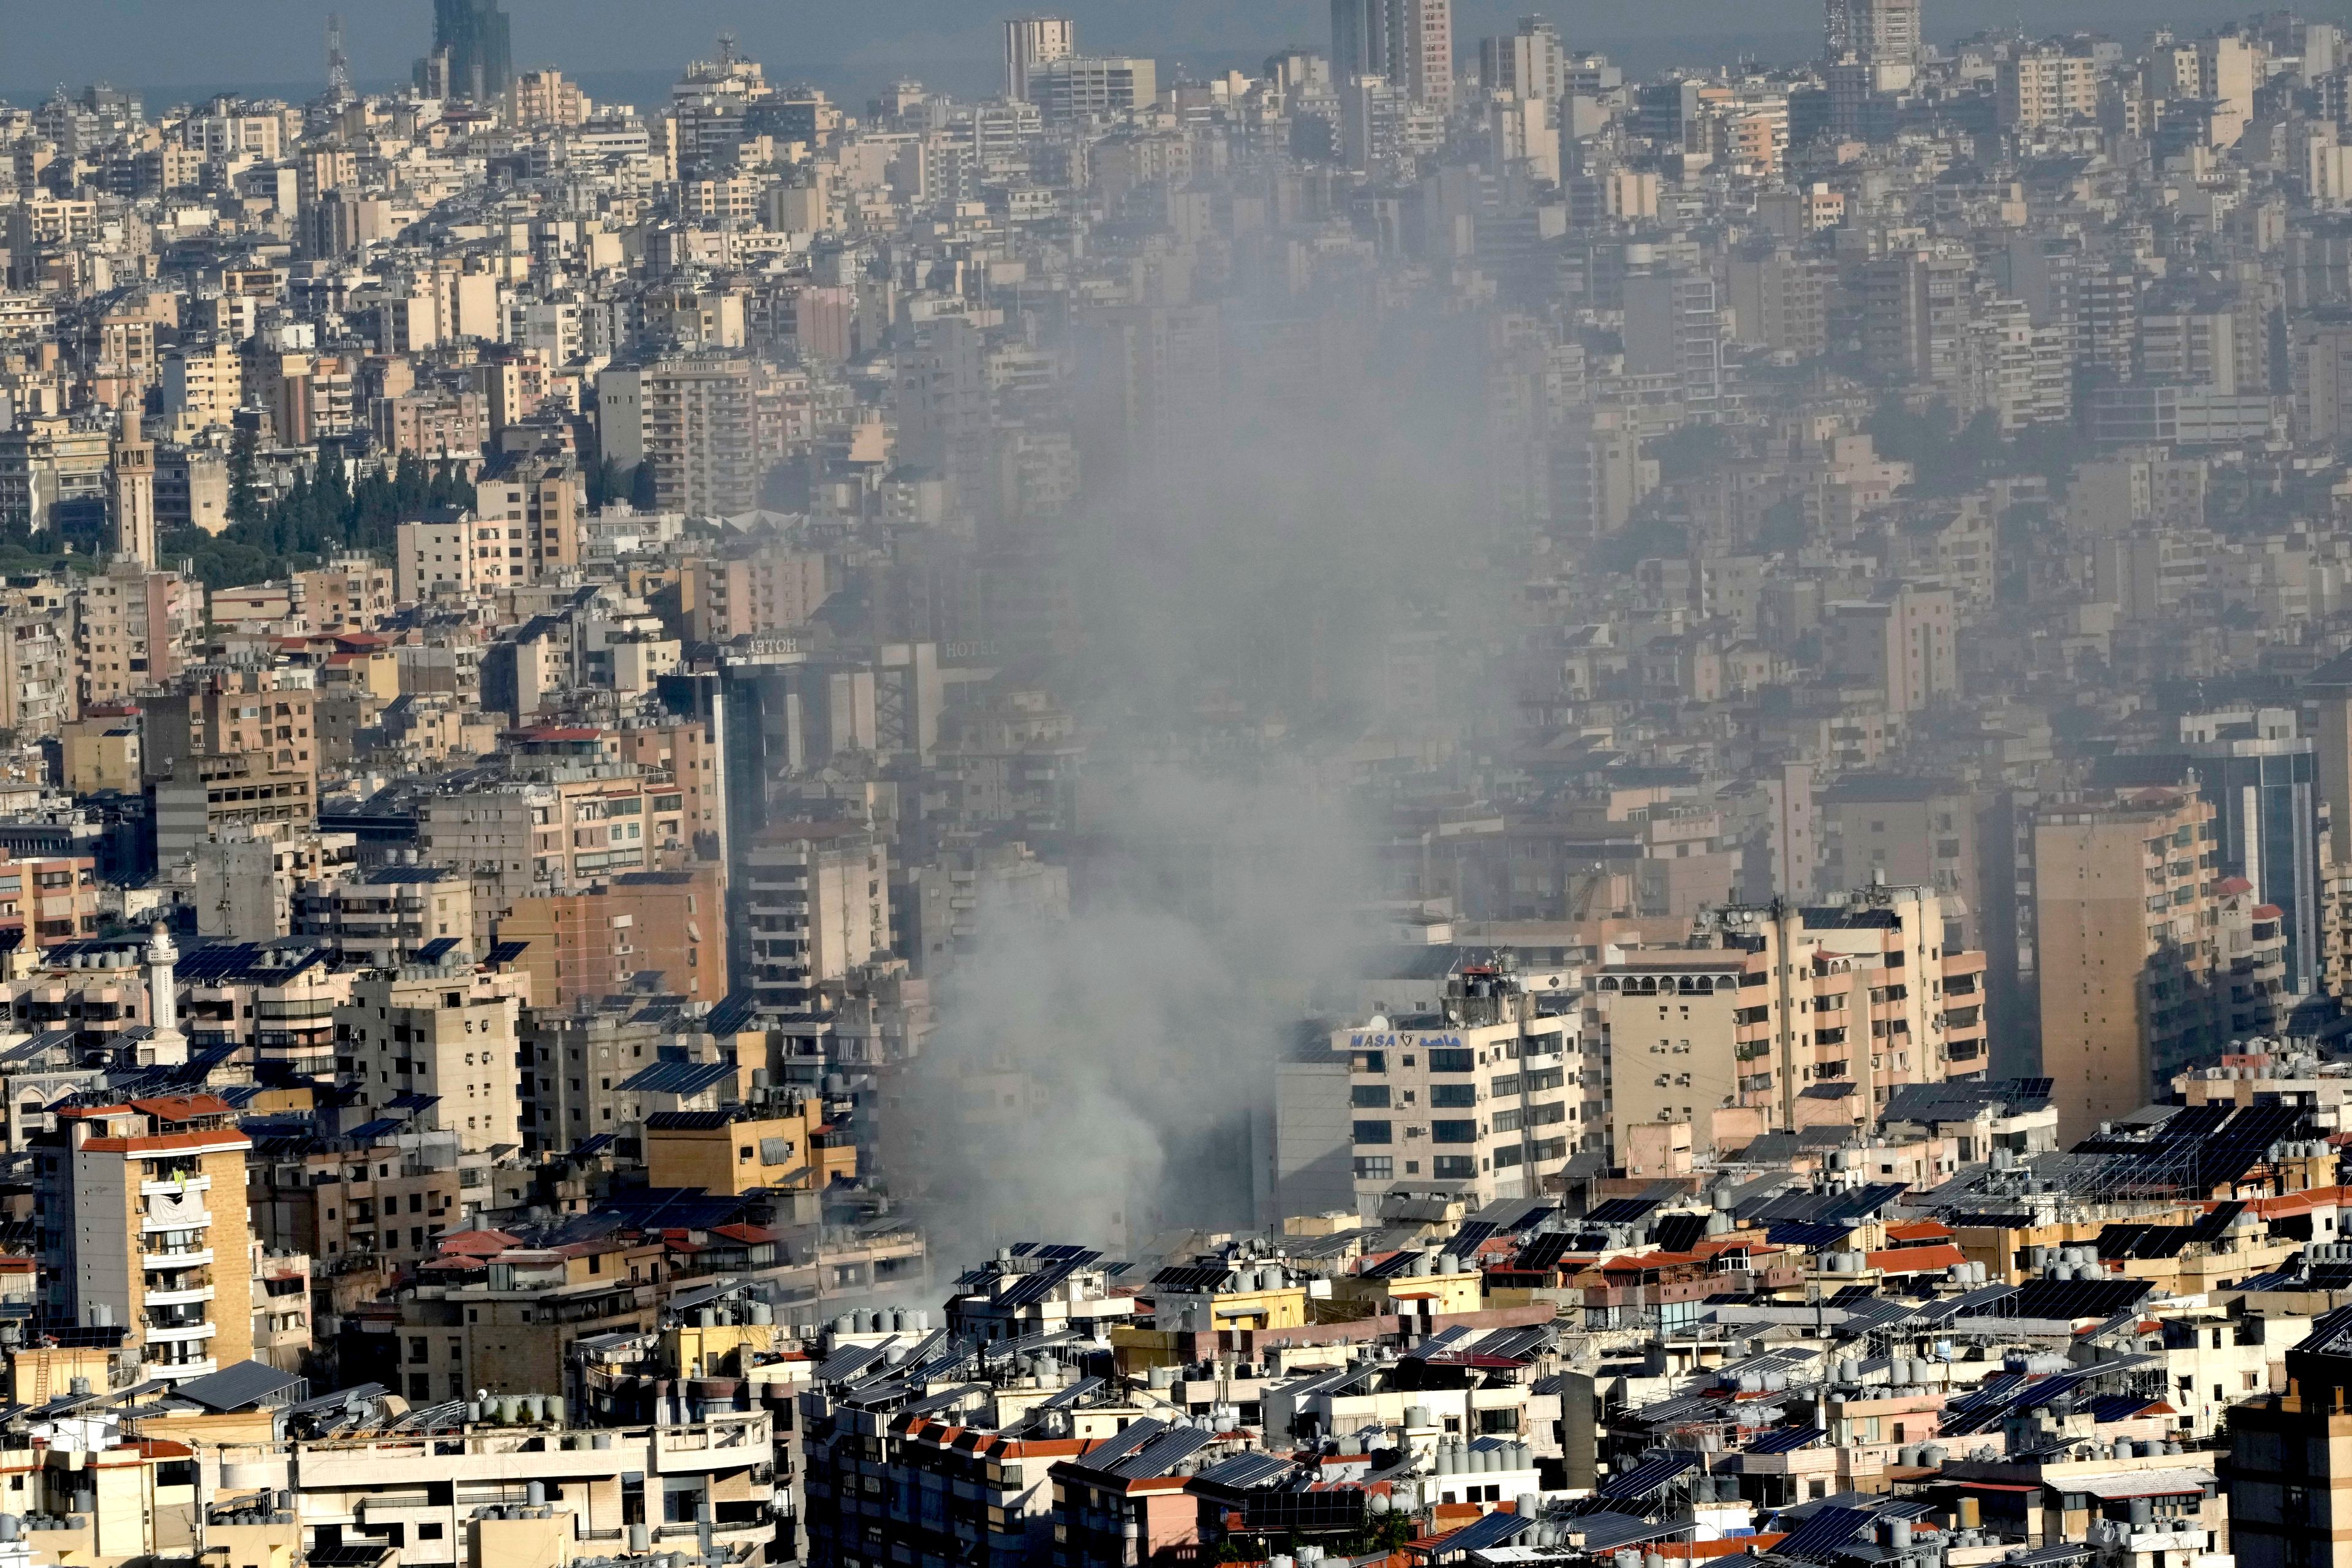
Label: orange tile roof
xmin=1866 ymin=1242 xmax=1965 ymax=1275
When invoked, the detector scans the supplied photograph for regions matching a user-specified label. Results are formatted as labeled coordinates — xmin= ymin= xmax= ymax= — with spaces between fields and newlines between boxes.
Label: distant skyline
xmin=1 ymin=0 xmax=2311 ymax=106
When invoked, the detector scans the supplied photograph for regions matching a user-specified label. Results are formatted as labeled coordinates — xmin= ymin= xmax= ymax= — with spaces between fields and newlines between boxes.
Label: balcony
xmin=144 ymin=1321 xmax=217 ymax=1344
xmin=142 ymin=1248 xmax=213 ymax=1271
xmin=145 ymin=1284 xmax=216 ymax=1310
xmin=149 ymin=1357 xmax=216 ymax=1381
xmin=141 ymin=1173 xmax=211 ymax=1199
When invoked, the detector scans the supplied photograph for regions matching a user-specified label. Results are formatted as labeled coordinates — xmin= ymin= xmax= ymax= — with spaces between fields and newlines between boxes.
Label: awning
xmin=2071 ymin=1469 xmax=2215 ymax=1500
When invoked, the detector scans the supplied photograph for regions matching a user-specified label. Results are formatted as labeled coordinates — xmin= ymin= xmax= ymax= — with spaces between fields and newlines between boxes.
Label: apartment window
xmin=1353 ymin=1156 xmax=1394 ymax=1181
xmin=1431 ymin=1156 xmax=1477 ymax=1180
xmin=1428 ymin=1049 xmax=1475 ymax=1072
xmin=1352 ymin=1120 xmax=1393 ymax=1145
xmin=1430 ymin=1120 xmax=1478 ymax=1144
xmin=1430 ymin=1084 xmax=1477 ymax=1108
xmin=1351 ymin=1085 xmax=1392 ymax=1109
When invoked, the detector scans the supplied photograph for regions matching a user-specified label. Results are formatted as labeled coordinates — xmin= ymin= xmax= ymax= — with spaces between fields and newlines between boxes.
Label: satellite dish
xmin=1367 ymin=1014 xmax=1392 ymax=1032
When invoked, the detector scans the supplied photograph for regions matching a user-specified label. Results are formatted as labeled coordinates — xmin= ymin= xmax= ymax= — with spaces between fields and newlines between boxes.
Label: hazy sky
xmin=3 ymin=0 xmax=2314 ymax=101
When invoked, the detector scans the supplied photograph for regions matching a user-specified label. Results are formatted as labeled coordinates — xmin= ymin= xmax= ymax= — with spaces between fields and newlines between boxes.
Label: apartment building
xmin=248 ymin=1134 xmax=467 ymax=1266
xmin=1332 ymin=962 xmax=1578 ymax=1213
xmin=152 ymin=753 xmax=317 ymax=868
xmin=140 ymin=668 xmax=318 ymax=785
xmin=292 ymin=863 xmax=475 ymax=968
xmin=473 ymin=454 xmax=582 ymax=582
xmin=418 ymin=772 xmax=693 ymax=947
xmin=1662 ymin=883 xmax=1991 ymax=1137
xmin=2035 ymin=786 xmax=2222 ymax=1144
xmin=597 ymin=355 xmax=760 ymax=518
xmin=335 ymin=957 xmax=532 ymax=1155
xmin=159 ymin=341 xmax=240 ymax=437
xmin=519 ymin=1002 xmax=765 ymax=1154
xmin=643 ymin=1095 xmax=854 ymax=1195
xmin=681 ymin=551 xmax=831 ymax=641
xmin=74 ymin=560 xmax=194 ymax=707
xmin=342 ymin=1229 xmax=673 ymax=1403
xmin=1817 ymin=776 xmax=1985 ymax=948
xmin=396 ymin=511 xmax=480 ymax=603
xmin=208 ymin=1405 xmax=777 ymax=1564
xmin=177 ymin=938 xmax=351 ymax=1076
xmin=36 ymin=1093 xmax=254 ymax=1381
xmin=497 ymin=864 xmax=726 ymax=1009
xmin=741 ymin=823 xmax=891 ymax=1017
xmin=2000 ymin=48 xmax=2100 ymax=127
xmin=1825 ymin=585 xmax=1959 ymax=715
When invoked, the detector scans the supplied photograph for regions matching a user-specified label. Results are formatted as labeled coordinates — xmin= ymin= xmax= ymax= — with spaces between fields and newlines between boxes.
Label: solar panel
xmin=1515 ymin=1233 xmax=1575 ymax=1272
xmin=1404 ymin=1325 xmax=1476 ymax=1361
xmin=1083 ymin=1418 xmax=1169 ymax=1468
xmin=1438 ymin=1510 xmax=1532 ymax=1556
xmin=1466 ymin=1326 xmax=1551 ymax=1362
xmin=1572 ymin=1514 xmax=1681 ymax=1553
xmin=2199 ymin=1104 xmax=2305 ymax=1188
xmin=1362 ymin=1250 xmax=1430 ymax=1279
xmin=1588 ymin=1198 xmax=1662 ymax=1226
xmin=1939 ymin=1373 xmax=2025 ymax=1430
xmin=1152 ymin=1265 xmax=1232 ymax=1293
xmin=2188 ymin=1202 xmax=2245 ymax=1243
xmin=1775 ymin=1506 xmax=1875 ymax=1562
xmin=1653 ymin=1214 xmax=1709 ymax=1253
xmin=2231 ymin=1269 xmax=2302 ymax=1293
xmin=1628 ymin=1395 xmax=1720 ymax=1427
xmin=1823 ymin=1183 xmax=1910 ymax=1221
xmin=2010 ymin=1278 xmax=2152 ymax=1322
xmin=1766 ymin=1221 xmax=1853 ymax=1250
xmin=1115 ymin=1427 xmax=1215 ymax=1477
xmin=2095 ymin=1223 xmax=2192 ymax=1260
xmin=998 ymin=1258 xmax=1087 ymax=1306
xmin=2012 ymin=1370 xmax=2095 ymax=1413
xmin=1597 ymin=1450 xmax=1701 ymax=1500
xmin=2086 ymin=1393 xmax=2156 ymax=1423
xmin=1194 ymin=1452 xmax=1295 ymax=1490
xmin=1914 ymin=1283 xmax=2018 ymax=1325
xmin=815 ymin=1343 xmax=886 ymax=1382
xmin=1744 ymin=1426 xmax=1825 ymax=1455
xmin=617 ymin=1059 xmax=733 ymax=1097
xmin=1442 ymin=1220 xmax=1500 ymax=1257
xmin=1837 ymin=1298 xmax=1919 ymax=1333
xmin=899 ymin=1384 xmax=985 ymax=1419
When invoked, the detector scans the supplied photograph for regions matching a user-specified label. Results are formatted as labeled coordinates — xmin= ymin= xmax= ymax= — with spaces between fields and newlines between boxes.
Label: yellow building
xmin=42 ymin=1093 xmax=254 ymax=1381
xmin=61 ymin=711 xmax=142 ymax=794
xmin=1330 ymin=1248 xmax=1485 ymax=1316
xmin=643 ymin=1097 xmax=852 ymax=1196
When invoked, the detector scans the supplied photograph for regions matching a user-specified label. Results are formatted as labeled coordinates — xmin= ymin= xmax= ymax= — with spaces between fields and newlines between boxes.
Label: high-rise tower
xmin=1004 ymin=18 xmax=1077 ymax=102
xmin=1826 ymin=0 xmax=1922 ymax=71
xmin=1330 ymin=0 xmax=1453 ymax=110
xmin=432 ymin=0 xmax=513 ymax=102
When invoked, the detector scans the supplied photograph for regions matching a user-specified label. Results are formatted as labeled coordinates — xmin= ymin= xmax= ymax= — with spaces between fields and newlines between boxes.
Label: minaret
xmin=108 ymin=414 xmax=156 ymax=567
xmin=142 ymin=921 xmax=187 ymax=1066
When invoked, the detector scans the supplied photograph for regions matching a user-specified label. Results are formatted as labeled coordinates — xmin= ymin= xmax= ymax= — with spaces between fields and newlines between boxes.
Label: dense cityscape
xmin=2 ymin=2 xmax=2352 ymax=1568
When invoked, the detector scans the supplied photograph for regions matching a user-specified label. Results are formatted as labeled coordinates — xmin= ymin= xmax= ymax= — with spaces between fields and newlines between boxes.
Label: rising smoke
xmin=896 ymin=315 xmax=1514 ymax=1270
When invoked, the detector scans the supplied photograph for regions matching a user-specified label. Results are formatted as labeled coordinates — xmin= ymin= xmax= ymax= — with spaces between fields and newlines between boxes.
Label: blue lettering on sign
xmin=1347 ymin=1033 xmax=1464 ymax=1049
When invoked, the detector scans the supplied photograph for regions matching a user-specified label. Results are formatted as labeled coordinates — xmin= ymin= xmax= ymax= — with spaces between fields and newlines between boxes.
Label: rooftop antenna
xmin=326 ymin=13 xmax=352 ymax=97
